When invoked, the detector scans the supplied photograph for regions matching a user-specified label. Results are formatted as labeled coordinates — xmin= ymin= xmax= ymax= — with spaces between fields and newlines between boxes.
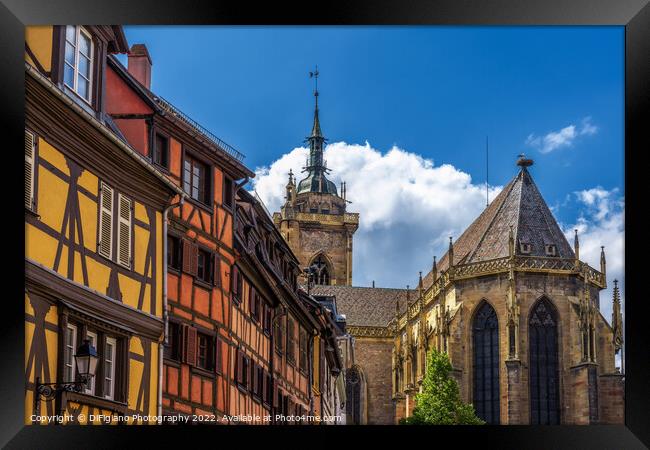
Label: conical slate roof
xmin=422 ymin=161 xmax=574 ymax=290
xmin=311 ymin=106 xmax=323 ymax=138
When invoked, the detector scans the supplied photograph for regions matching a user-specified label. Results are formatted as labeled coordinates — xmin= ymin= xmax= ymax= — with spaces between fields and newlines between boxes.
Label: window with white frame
xmin=64 ymin=324 xmax=77 ymax=382
xmin=104 ymin=337 xmax=117 ymax=400
xmin=84 ymin=331 xmax=98 ymax=395
xmin=98 ymin=182 xmax=133 ymax=270
xmin=64 ymin=26 xmax=94 ymax=103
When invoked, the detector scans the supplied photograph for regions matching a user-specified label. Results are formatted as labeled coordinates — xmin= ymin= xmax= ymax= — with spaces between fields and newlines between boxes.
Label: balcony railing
xmin=155 ymin=96 xmax=246 ymax=163
xmin=279 ymin=210 xmax=359 ymax=225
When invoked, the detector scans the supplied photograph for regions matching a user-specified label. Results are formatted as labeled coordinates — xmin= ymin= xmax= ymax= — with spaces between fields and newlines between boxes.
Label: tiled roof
xmin=421 ymin=165 xmax=574 ymax=290
xmin=310 ymin=285 xmax=410 ymax=327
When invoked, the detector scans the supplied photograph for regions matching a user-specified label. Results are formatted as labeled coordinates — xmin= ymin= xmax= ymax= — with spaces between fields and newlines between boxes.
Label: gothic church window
xmin=472 ymin=301 xmax=500 ymax=424
xmin=346 ymin=366 xmax=364 ymax=425
xmin=529 ymin=297 xmax=560 ymax=425
xmin=310 ymin=254 xmax=331 ymax=285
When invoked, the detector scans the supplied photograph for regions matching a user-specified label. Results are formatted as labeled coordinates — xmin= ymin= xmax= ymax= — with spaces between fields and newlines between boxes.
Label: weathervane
xmin=309 ymin=65 xmax=319 ymax=98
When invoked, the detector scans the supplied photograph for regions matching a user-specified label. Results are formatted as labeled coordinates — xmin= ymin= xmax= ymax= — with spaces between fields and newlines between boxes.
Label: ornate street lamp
xmin=34 ymin=339 xmax=99 ymax=416
xmin=74 ymin=339 xmax=99 ymax=385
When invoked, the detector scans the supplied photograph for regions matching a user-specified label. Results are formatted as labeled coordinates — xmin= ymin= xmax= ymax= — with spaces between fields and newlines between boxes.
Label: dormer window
xmin=63 ymin=26 xmax=94 ymax=103
xmin=545 ymin=244 xmax=557 ymax=256
xmin=520 ymin=242 xmax=532 ymax=254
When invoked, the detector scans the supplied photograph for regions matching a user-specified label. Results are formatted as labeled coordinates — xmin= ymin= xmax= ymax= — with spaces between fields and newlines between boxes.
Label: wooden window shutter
xmin=25 ymin=130 xmax=35 ymax=210
xmin=190 ymin=243 xmax=199 ymax=276
xmin=98 ymin=182 xmax=114 ymax=259
xmin=184 ymin=326 xmax=198 ymax=366
xmin=182 ymin=239 xmax=191 ymax=274
xmin=236 ymin=349 xmax=243 ymax=384
xmin=231 ymin=265 xmax=239 ymax=297
xmin=245 ymin=356 xmax=252 ymax=390
xmin=116 ymin=194 xmax=133 ymax=269
xmin=252 ymin=361 xmax=258 ymax=394
xmin=213 ymin=254 xmax=221 ymax=287
xmin=273 ymin=380 xmax=278 ymax=408
xmin=215 ymin=336 xmax=221 ymax=374
xmin=182 ymin=239 xmax=198 ymax=276
xmin=250 ymin=286 xmax=256 ymax=318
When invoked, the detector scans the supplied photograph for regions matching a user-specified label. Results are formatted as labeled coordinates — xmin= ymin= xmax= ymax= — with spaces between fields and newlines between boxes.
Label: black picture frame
xmin=3 ymin=0 xmax=648 ymax=447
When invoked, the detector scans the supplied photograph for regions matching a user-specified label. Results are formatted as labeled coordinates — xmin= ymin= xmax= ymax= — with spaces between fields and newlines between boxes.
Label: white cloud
xmin=251 ymin=141 xmax=502 ymax=288
xmin=253 ymin=143 xmax=624 ymax=369
xmin=526 ymin=117 xmax=598 ymax=154
xmin=561 ymin=186 xmax=625 ymax=369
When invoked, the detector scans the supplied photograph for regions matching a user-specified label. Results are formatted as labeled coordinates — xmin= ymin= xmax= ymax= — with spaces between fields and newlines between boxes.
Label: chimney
xmin=127 ymin=44 xmax=152 ymax=89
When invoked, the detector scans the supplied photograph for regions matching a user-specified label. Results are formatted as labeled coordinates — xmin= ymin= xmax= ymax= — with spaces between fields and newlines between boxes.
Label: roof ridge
xmin=466 ymin=172 xmax=521 ymax=262
xmin=518 ymin=169 xmax=574 ymax=256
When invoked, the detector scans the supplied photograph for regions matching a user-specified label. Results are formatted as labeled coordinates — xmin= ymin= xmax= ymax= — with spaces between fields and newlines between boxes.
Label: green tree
xmin=400 ymin=349 xmax=485 ymax=425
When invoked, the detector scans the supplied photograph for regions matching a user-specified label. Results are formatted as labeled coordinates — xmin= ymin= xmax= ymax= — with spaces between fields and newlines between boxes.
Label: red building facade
xmin=104 ymin=43 xmax=344 ymax=424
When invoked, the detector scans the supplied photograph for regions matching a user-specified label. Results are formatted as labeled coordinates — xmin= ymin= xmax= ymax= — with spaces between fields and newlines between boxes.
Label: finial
xmin=574 ymin=229 xmax=580 ymax=260
xmin=406 ymin=285 xmax=410 ymax=304
xmin=448 ymin=236 xmax=454 ymax=267
xmin=372 ymin=280 xmax=375 ymax=288
xmin=288 ymin=169 xmax=294 ymax=184
xmin=516 ymin=153 xmax=534 ymax=168
xmin=395 ymin=297 xmax=400 ymax=316
xmin=309 ymin=65 xmax=319 ymax=104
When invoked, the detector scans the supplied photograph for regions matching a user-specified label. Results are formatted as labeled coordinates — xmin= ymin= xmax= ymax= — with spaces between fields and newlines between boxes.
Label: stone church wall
xmin=354 ymin=337 xmax=395 ymax=424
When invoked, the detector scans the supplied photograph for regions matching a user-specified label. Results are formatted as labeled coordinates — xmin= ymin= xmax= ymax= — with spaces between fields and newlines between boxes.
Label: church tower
xmin=273 ymin=70 xmax=359 ymax=285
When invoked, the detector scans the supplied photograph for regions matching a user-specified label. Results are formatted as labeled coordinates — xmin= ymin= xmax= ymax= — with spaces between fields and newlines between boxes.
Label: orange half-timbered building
xmin=104 ymin=46 xmax=273 ymax=422
xmin=24 ymin=26 xmax=183 ymax=424
xmin=235 ymin=190 xmax=319 ymax=424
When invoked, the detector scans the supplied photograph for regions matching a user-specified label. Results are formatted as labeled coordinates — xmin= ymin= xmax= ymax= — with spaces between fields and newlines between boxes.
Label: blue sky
xmin=120 ymin=26 xmax=624 ymax=311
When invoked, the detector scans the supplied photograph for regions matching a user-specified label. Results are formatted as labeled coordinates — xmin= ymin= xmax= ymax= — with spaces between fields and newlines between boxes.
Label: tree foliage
xmin=400 ymin=349 xmax=485 ymax=425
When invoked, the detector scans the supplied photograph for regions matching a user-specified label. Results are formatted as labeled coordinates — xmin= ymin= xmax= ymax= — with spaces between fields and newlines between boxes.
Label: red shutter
xmin=182 ymin=240 xmax=199 ymax=276
xmin=215 ymin=336 xmax=221 ymax=374
xmin=185 ymin=326 xmax=197 ymax=366
xmin=236 ymin=349 xmax=243 ymax=384
xmin=273 ymin=380 xmax=278 ymax=408
xmin=245 ymin=356 xmax=252 ymax=390
xmin=182 ymin=239 xmax=191 ymax=274
xmin=213 ymin=254 xmax=221 ymax=287
xmin=190 ymin=243 xmax=199 ymax=276
xmin=250 ymin=286 xmax=256 ymax=319
xmin=231 ymin=265 xmax=239 ymax=297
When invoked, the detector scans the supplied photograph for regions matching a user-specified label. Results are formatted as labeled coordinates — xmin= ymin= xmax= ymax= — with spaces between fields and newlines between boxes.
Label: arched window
xmin=345 ymin=366 xmax=365 ymax=424
xmin=309 ymin=254 xmax=331 ymax=285
xmin=472 ymin=301 xmax=500 ymax=424
xmin=529 ymin=298 xmax=560 ymax=425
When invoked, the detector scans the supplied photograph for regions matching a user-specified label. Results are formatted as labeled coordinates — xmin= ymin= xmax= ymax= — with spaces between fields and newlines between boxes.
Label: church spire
xmin=310 ymin=66 xmax=323 ymax=138
xmin=296 ymin=67 xmax=338 ymax=196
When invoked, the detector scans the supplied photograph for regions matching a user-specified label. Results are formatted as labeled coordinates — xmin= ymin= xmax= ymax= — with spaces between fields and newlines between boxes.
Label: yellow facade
xmin=25 ymin=27 xmax=168 ymax=425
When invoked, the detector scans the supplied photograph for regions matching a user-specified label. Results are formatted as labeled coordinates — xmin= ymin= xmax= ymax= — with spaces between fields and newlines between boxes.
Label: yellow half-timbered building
xmin=24 ymin=25 xmax=183 ymax=424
